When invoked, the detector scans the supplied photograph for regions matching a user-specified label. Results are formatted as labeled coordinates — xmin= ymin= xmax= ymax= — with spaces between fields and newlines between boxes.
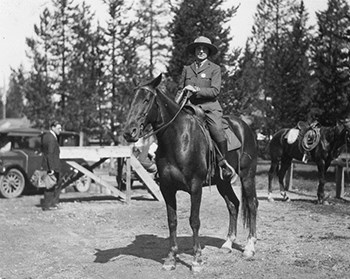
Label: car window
xmin=0 ymin=141 xmax=11 ymax=152
xmin=0 ymin=135 xmax=11 ymax=152
xmin=28 ymin=137 xmax=42 ymax=150
xmin=12 ymin=136 xmax=42 ymax=151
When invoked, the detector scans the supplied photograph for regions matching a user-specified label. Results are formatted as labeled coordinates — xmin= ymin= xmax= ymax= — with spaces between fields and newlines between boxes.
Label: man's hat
xmin=186 ymin=36 xmax=218 ymax=56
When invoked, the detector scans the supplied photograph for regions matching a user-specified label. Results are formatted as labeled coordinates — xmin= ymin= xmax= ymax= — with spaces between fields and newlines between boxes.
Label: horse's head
xmin=123 ymin=74 xmax=162 ymax=142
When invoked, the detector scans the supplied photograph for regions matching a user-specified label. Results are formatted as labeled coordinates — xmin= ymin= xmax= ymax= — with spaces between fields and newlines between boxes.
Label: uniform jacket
xmin=176 ymin=59 xmax=222 ymax=111
xmin=41 ymin=131 xmax=61 ymax=173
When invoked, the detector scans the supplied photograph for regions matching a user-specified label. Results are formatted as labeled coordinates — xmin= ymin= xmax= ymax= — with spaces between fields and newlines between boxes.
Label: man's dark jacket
xmin=41 ymin=131 xmax=60 ymax=173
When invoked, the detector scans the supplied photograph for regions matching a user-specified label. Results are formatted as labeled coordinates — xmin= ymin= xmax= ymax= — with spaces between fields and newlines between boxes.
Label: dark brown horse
xmin=123 ymin=74 xmax=258 ymax=272
xmin=268 ymin=122 xmax=350 ymax=204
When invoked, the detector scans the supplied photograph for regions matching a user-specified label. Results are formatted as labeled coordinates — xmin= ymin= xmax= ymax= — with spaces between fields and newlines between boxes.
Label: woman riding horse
xmin=124 ymin=74 xmax=258 ymax=272
xmin=175 ymin=36 xmax=238 ymax=182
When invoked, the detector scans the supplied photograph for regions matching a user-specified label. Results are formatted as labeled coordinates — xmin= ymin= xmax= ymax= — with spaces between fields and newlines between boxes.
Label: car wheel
xmin=0 ymin=168 xmax=26 ymax=198
xmin=74 ymin=175 xmax=91 ymax=193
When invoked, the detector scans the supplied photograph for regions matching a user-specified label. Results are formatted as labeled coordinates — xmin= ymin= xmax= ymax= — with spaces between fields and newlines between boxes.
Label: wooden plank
xmin=287 ymin=157 xmax=349 ymax=199
xmin=66 ymin=161 xmax=126 ymax=201
xmin=130 ymin=155 xmax=163 ymax=202
xmin=126 ymin=157 xmax=131 ymax=203
xmin=60 ymin=146 xmax=132 ymax=161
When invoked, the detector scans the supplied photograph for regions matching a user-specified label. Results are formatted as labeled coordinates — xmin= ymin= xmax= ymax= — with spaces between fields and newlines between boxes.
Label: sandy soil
xmin=0 ymin=169 xmax=349 ymax=279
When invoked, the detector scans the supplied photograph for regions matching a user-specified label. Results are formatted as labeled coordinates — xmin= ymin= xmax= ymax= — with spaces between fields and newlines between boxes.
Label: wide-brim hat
xmin=186 ymin=36 xmax=218 ymax=56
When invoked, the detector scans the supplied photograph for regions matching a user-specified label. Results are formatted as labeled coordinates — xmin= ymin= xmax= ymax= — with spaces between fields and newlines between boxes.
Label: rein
xmin=141 ymin=89 xmax=188 ymax=140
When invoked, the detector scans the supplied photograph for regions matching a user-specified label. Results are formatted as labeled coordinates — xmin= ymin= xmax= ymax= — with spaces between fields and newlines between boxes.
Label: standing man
xmin=175 ymin=36 xmax=238 ymax=182
xmin=41 ymin=121 xmax=62 ymax=211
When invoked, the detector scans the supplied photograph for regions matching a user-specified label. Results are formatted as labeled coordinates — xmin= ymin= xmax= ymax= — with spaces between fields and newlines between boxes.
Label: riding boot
xmin=217 ymin=140 xmax=238 ymax=183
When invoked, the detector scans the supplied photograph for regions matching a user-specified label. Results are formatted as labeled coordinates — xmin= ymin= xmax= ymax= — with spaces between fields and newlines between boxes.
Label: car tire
xmin=73 ymin=175 xmax=91 ymax=193
xmin=0 ymin=168 xmax=26 ymax=198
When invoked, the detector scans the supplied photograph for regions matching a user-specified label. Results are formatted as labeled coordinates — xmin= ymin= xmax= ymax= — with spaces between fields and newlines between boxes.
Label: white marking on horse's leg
xmin=280 ymin=191 xmax=290 ymax=201
xmin=221 ymin=236 xmax=235 ymax=253
xmin=162 ymin=255 xmax=176 ymax=271
xmin=191 ymin=260 xmax=204 ymax=273
xmin=243 ymin=237 xmax=256 ymax=259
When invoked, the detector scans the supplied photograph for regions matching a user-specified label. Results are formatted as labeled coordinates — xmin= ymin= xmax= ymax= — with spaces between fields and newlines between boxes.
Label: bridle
xmin=138 ymin=87 xmax=188 ymax=140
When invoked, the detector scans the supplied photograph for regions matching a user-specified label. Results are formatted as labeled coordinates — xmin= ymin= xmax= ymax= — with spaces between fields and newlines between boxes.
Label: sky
xmin=0 ymin=0 xmax=328 ymax=91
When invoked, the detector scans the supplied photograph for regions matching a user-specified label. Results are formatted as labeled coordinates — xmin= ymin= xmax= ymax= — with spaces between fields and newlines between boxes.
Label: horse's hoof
xmin=191 ymin=261 xmax=204 ymax=273
xmin=322 ymin=200 xmax=330 ymax=205
xmin=162 ymin=258 xmax=176 ymax=271
xmin=268 ymin=197 xmax=275 ymax=202
xmin=162 ymin=263 xmax=176 ymax=271
xmin=220 ymin=240 xmax=233 ymax=253
xmin=243 ymin=249 xmax=255 ymax=260
xmin=220 ymin=246 xmax=232 ymax=253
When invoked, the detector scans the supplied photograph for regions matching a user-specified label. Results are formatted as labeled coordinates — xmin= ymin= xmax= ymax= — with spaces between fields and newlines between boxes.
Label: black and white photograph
xmin=0 ymin=0 xmax=349 ymax=278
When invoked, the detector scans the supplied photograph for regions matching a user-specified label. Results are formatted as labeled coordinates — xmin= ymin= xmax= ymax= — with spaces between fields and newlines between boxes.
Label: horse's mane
xmin=154 ymin=86 xmax=182 ymax=111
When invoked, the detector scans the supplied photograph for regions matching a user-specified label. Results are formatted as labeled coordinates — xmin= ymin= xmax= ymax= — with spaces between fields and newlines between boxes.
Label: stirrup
xmin=219 ymin=160 xmax=238 ymax=184
xmin=302 ymin=153 xmax=308 ymax=163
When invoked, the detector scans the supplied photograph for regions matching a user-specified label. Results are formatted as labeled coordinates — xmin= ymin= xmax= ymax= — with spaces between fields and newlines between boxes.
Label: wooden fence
xmin=285 ymin=153 xmax=349 ymax=199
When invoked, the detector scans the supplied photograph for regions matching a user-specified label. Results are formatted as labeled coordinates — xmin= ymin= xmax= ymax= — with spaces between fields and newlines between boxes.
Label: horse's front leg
xmin=278 ymin=158 xmax=292 ymax=201
xmin=190 ymin=187 xmax=203 ymax=272
xmin=161 ymin=187 xmax=178 ymax=270
xmin=268 ymin=159 xmax=279 ymax=202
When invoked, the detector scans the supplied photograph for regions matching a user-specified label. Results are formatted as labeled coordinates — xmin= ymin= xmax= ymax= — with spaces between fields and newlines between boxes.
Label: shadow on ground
xmin=93 ymin=234 xmax=239 ymax=267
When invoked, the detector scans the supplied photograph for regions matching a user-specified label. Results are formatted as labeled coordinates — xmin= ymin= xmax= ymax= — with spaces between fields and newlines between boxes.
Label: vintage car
xmin=0 ymin=127 xmax=91 ymax=198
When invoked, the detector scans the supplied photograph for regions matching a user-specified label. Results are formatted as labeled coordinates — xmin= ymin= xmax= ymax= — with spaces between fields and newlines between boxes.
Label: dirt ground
xmin=0 ymin=164 xmax=350 ymax=279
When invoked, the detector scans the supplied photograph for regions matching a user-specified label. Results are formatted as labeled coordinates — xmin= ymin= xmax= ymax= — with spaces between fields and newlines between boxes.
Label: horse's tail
xmin=240 ymin=162 xmax=258 ymax=229
xmin=241 ymin=182 xmax=258 ymax=229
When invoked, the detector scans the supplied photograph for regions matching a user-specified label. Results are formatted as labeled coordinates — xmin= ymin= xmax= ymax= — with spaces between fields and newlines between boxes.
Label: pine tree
xmin=6 ymin=69 xmax=26 ymax=118
xmin=134 ymin=0 xmax=171 ymax=78
xmin=249 ymin=0 xmax=314 ymax=130
xmin=103 ymin=0 xmax=146 ymax=142
xmin=23 ymin=8 xmax=56 ymax=127
xmin=310 ymin=0 xmax=350 ymax=125
xmin=64 ymin=1 xmax=104 ymax=132
xmin=49 ymin=0 xmax=79 ymax=115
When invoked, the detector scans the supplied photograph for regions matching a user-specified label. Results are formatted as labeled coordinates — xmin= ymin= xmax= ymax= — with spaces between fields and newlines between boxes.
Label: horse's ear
xmin=149 ymin=73 xmax=162 ymax=89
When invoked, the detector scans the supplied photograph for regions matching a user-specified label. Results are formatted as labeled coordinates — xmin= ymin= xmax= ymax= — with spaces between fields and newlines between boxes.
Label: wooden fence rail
xmin=60 ymin=146 xmax=162 ymax=203
xmin=286 ymin=154 xmax=349 ymax=199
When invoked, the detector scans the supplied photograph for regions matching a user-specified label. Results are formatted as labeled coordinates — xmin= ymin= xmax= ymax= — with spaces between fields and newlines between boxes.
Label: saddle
xmin=285 ymin=121 xmax=321 ymax=152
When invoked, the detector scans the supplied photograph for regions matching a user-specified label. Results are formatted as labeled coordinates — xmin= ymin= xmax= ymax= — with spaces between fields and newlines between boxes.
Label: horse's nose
xmin=124 ymin=126 xmax=139 ymax=142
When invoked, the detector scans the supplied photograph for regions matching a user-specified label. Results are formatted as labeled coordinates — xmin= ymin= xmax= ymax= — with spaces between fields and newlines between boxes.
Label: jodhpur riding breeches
xmin=204 ymin=109 xmax=226 ymax=143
